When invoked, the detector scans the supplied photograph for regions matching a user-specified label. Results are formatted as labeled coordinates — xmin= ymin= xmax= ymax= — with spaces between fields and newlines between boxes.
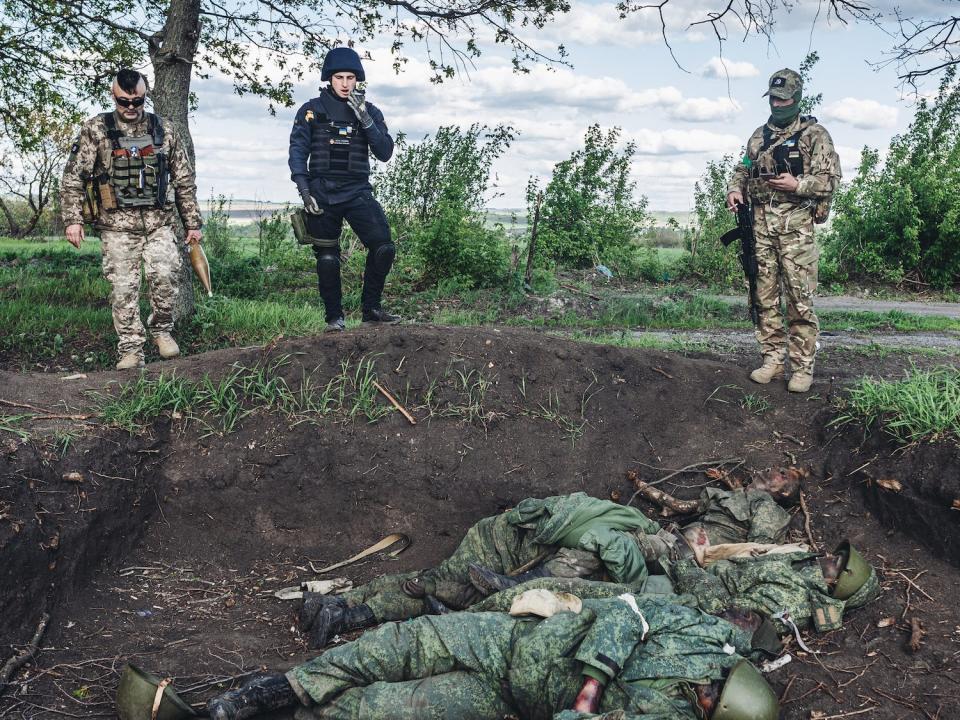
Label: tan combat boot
xmin=116 ymin=352 xmax=144 ymax=370
xmin=154 ymin=332 xmax=180 ymax=359
xmin=787 ymin=372 xmax=813 ymax=393
xmin=749 ymin=362 xmax=784 ymax=384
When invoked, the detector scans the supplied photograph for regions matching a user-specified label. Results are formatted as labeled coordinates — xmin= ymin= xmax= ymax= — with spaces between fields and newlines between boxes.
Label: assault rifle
xmin=720 ymin=201 xmax=760 ymax=328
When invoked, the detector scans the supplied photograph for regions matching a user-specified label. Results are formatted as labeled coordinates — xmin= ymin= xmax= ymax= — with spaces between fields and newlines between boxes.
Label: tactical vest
xmin=306 ymin=92 xmax=370 ymax=179
xmin=746 ymin=117 xmax=816 ymax=205
xmin=102 ymin=112 xmax=169 ymax=209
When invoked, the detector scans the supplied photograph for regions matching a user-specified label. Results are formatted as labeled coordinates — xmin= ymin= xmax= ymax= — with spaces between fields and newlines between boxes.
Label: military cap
xmin=763 ymin=68 xmax=802 ymax=99
xmin=321 ymin=47 xmax=366 ymax=82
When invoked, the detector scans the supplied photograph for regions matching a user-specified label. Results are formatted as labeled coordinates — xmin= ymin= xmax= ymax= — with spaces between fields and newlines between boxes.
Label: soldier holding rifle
xmin=726 ymin=68 xmax=841 ymax=393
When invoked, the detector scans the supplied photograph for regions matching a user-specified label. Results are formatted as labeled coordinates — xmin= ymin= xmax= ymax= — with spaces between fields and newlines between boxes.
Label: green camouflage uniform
xmin=288 ymin=595 xmax=752 ymax=720
xmin=668 ymin=552 xmax=880 ymax=633
xmin=60 ymin=111 xmax=202 ymax=359
xmin=339 ymin=493 xmax=660 ymax=622
xmin=631 ymin=487 xmax=791 ymax=564
xmin=728 ymin=115 xmax=841 ymax=374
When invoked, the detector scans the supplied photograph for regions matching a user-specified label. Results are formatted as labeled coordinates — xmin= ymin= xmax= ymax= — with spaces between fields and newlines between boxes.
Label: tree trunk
xmin=149 ymin=0 xmax=201 ymax=323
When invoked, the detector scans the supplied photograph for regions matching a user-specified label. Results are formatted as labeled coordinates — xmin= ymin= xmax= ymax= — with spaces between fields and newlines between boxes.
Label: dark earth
xmin=1 ymin=324 xmax=958 ymax=719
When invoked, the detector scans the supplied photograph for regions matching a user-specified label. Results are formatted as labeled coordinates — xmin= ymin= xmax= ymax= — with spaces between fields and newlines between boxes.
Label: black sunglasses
xmin=114 ymin=95 xmax=146 ymax=108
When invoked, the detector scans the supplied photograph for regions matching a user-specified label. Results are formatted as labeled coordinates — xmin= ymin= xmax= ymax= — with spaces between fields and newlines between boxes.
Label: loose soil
xmin=1 ymin=325 xmax=958 ymax=719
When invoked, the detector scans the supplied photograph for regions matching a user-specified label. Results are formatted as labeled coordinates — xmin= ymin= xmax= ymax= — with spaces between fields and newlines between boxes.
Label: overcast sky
xmin=186 ymin=0 xmax=943 ymax=212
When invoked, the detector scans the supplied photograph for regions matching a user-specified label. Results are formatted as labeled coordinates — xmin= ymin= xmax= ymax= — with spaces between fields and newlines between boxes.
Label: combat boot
xmin=324 ymin=316 xmax=345 ymax=333
xmin=308 ymin=603 xmax=376 ymax=648
xmin=787 ymin=371 xmax=813 ymax=393
xmin=115 ymin=352 xmax=144 ymax=370
xmin=298 ymin=592 xmax=347 ymax=632
xmin=468 ymin=562 xmax=552 ymax=596
xmin=749 ymin=362 xmax=784 ymax=385
xmin=207 ymin=673 xmax=298 ymax=720
xmin=153 ymin=332 xmax=180 ymax=359
xmin=362 ymin=307 xmax=401 ymax=324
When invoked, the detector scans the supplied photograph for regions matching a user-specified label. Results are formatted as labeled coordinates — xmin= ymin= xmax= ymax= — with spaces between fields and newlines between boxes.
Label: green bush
xmin=534 ymin=125 xmax=650 ymax=268
xmin=677 ymin=156 xmax=740 ymax=285
xmin=823 ymin=68 xmax=960 ymax=289
xmin=204 ymin=193 xmax=234 ymax=259
xmin=410 ymin=192 xmax=509 ymax=288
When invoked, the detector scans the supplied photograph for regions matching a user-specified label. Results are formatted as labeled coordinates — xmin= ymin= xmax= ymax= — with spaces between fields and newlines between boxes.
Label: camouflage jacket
xmin=60 ymin=110 xmax=202 ymax=232
xmin=669 ymin=552 xmax=856 ymax=633
xmin=728 ymin=116 xmax=841 ymax=206
xmin=693 ymin=487 xmax=791 ymax=545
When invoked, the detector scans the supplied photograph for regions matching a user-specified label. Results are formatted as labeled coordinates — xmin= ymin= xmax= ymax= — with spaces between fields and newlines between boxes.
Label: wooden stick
xmin=372 ymin=381 xmax=416 ymax=425
xmin=651 ymin=366 xmax=673 ymax=380
xmin=897 ymin=571 xmax=935 ymax=602
xmin=509 ymin=551 xmax=553 ymax=576
xmin=626 ymin=471 xmax=700 ymax=514
xmin=908 ymin=616 xmax=925 ymax=652
xmin=0 ymin=612 xmax=50 ymax=697
xmin=0 ymin=398 xmax=92 ymax=421
xmin=799 ymin=491 xmax=819 ymax=552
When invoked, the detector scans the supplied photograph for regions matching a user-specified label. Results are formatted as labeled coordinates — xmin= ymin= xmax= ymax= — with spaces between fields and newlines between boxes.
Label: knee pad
xmin=315 ymin=250 xmax=341 ymax=283
xmin=371 ymin=242 xmax=395 ymax=275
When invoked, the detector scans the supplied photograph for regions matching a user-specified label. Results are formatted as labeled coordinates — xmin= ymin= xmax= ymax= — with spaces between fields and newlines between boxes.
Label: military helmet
xmin=712 ymin=660 xmax=779 ymax=720
xmin=832 ymin=540 xmax=873 ymax=601
xmin=321 ymin=47 xmax=366 ymax=82
xmin=116 ymin=664 xmax=196 ymax=720
xmin=763 ymin=68 xmax=802 ymax=99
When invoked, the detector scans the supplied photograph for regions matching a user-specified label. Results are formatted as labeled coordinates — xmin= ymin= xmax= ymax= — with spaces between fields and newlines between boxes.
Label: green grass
xmin=832 ymin=367 xmax=960 ymax=444
xmin=94 ymin=355 xmax=394 ymax=433
xmin=819 ymin=309 xmax=960 ymax=333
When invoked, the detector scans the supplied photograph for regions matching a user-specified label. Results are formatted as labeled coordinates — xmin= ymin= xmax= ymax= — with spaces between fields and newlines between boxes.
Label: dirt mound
xmin=1 ymin=325 xmax=958 ymax=719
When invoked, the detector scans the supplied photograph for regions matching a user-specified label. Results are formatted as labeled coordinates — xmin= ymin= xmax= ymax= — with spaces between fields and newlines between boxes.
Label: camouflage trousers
xmin=288 ymin=612 xmax=521 ymax=720
xmin=100 ymin=226 xmax=183 ymax=358
xmin=752 ymin=202 xmax=819 ymax=374
xmin=340 ymin=514 xmax=600 ymax=623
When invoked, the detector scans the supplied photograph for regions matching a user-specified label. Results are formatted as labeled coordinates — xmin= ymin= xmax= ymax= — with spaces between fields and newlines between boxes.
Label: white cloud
xmin=537 ymin=2 xmax=709 ymax=47
xmin=820 ymin=97 xmax=899 ymax=129
xmin=668 ymin=97 xmax=742 ymax=122
xmin=700 ymin=57 xmax=760 ymax=79
xmin=630 ymin=128 xmax=742 ymax=155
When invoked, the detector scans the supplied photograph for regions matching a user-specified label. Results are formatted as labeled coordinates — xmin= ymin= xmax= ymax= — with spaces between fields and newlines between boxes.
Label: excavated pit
xmin=1 ymin=325 xmax=958 ymax=719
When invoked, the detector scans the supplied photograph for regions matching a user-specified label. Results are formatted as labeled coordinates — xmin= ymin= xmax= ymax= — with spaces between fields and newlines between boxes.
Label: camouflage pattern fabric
xmin=668 ymin=552 xmax=849 ymax=632
xmin=689 ymin=487 xmax=791 ymax=545
xmin=100 ymin=227 xmax=183 ymax=357
xmin=728 ymin=116 xmax=841 ymax=372
xmin=61 ymin=111 xmax=202 ymax=232
xmin=631 ymin=487 xmax=790 ymax=562
xmin=340 ymin=494 xmax=658 ymax=622
xmin=288 ymin=595 xmax=751 ymax=720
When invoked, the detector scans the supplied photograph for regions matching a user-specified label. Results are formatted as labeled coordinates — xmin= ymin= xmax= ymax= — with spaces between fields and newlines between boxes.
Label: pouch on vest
xmin=813 ymin=197 xmax=832 ymax=224
xmin=291 ymin=208 xmax=338 ymax=248
xmin=810 ymin=600 xmax=843 ymax=631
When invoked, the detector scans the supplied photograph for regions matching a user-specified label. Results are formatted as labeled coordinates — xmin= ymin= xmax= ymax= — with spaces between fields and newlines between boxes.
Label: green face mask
xmin=769 ymin=90 xmax=802 ymax=127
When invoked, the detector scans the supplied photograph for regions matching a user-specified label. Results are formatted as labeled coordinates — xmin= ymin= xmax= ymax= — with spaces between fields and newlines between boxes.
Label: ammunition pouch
xmin=810 ymin=599 xmax=844 ymax=632
xmin=81 ymin=177 xmax=100 ymax=224
xmin=813 ymin=197 xmax=832 ymax=224
xmin=101 ymin=112 xmax=169 ymax=211
xmin=291 ymin=208 xmax=338 ymax=248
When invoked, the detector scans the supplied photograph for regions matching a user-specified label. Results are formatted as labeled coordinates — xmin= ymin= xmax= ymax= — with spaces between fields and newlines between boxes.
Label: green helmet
xmin=832 ymin=540 xmax=873 ymax=601
xmin=712 ymin=660 xmax=779 ymax=720
xmin=116 ymin=664 xmax=196 ymax=720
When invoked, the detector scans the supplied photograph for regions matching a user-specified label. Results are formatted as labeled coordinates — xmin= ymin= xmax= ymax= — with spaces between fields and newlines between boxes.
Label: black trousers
xmin=306 ymin=190 xmax=392 ymax=321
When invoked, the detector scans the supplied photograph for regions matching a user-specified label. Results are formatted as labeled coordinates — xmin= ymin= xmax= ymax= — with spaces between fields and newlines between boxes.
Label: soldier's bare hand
xmin=66 ymin=224 xmax=84 ymax=248
xmin=766 ymin=173 xmax=799 ymax=193
xmin=726 ymin=191 xmax=744 ymax=212
xmin=186 ymin=229 xmax=203 ymax=245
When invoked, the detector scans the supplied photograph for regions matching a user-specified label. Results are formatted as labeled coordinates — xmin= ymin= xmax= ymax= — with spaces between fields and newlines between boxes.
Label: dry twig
xmin=372 ymin=381 xmax=416 ymax=425
xmin=0 ymin=612 xmax=50 ymax=696
xmin=799 ymin=491 xmax=819 ymax=552
xmin=908 ymin=616 xmax=925 ymax=653
xmin=626 ymin=470 xmax=700 ymax=514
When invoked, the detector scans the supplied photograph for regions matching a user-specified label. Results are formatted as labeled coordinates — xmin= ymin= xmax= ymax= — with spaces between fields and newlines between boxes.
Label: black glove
xmin=346 ymin=88 xmax=374 ymax=129
xmin=299 ymin=187 xmax=321 ymax=215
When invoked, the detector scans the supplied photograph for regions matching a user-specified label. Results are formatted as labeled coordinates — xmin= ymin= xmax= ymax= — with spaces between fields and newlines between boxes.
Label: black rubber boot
xmin=468 ymin=562 xmax=552 ymax=595
xmin=207 ymin=673 xmax=298 ymax=720
xmin=424 ymin=595 xmax=451 ymax=615
xmin=299 ymin=592 xmax=348 ymax=631
xmin=309 ymin=603 xmax=377 ymax=648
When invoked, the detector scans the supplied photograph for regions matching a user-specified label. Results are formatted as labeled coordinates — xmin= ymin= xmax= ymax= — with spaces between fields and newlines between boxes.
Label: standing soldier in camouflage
xmin=727 ymin=68 xmax=841 ymax=393
xmin=61 ymin=68 xmax=203 ymax=370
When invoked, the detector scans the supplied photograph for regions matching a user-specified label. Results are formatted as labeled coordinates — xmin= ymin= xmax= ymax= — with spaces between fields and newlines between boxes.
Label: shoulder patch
xmin=305 ymin=110 xmax=314 ymax=123
xmin=71 ymin=142 xmax=80 ymax=154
